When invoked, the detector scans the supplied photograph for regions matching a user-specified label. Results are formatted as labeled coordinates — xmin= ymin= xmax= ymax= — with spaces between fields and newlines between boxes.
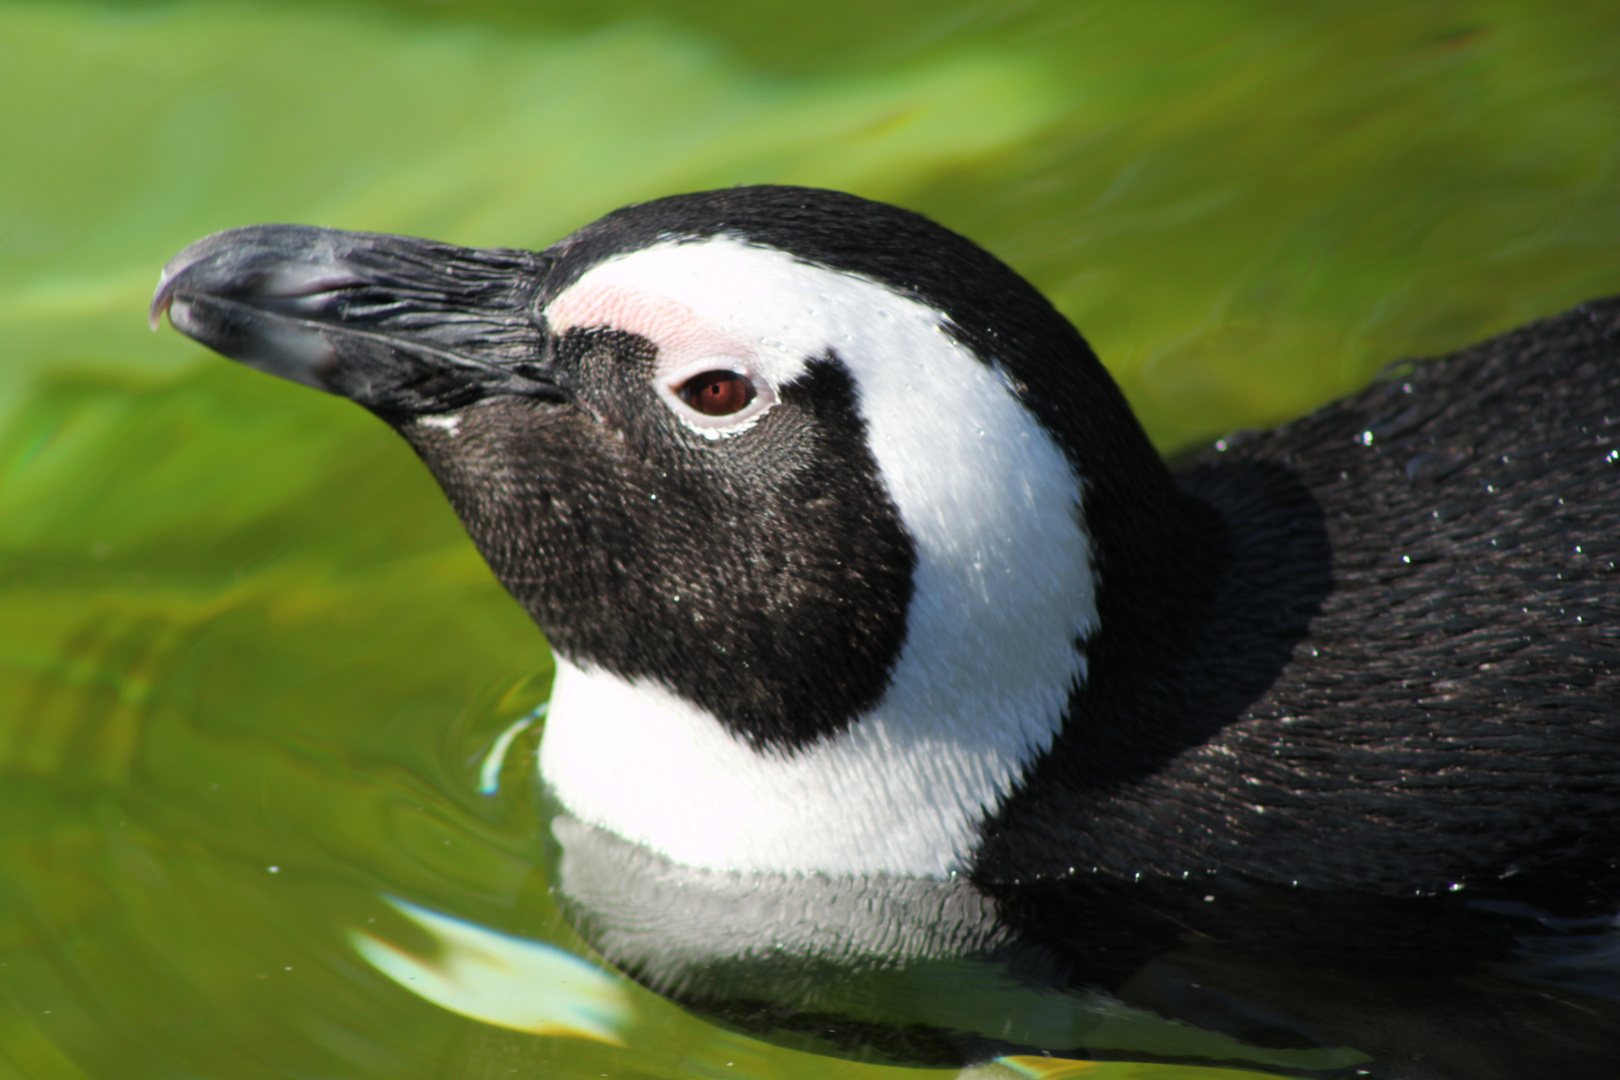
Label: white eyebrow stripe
xmin=545 ymin=282 xmax=758 ymax=378
xmin=547 ymin=241 xmax=817 ymax=391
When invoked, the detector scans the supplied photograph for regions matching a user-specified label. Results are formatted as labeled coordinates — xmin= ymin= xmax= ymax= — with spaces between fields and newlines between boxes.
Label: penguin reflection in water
xmin=154 ymin=188 xmax=1620 ymax=1078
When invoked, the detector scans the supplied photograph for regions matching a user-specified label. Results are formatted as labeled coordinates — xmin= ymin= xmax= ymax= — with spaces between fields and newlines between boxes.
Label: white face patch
xmin=538 ymin=237 xmax=1096 ymax=878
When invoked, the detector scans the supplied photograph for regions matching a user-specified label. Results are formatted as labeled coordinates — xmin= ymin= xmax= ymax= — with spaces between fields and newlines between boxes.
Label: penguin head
xmin=153 ymin=187 xmax=1194 ymax=877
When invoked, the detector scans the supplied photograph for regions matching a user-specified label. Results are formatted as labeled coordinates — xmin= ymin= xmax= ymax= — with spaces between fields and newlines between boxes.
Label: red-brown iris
xmin=678 ymin=371 xmax=756 ymax=416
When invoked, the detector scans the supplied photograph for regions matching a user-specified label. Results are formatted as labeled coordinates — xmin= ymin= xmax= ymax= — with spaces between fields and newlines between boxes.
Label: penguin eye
xmin=678 ymin=370 xmax=756 ymax=416
xmin=657 ymin=359 xmax=774 ymax=435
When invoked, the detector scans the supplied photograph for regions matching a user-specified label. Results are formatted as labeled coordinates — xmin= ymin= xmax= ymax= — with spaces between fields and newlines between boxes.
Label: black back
xmin=979 ymin=298 xmax=1620 ymax=912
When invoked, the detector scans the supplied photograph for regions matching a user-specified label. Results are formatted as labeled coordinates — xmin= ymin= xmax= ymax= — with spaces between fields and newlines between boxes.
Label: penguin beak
xmin=151 ymin=225 xmax=562 ymax=417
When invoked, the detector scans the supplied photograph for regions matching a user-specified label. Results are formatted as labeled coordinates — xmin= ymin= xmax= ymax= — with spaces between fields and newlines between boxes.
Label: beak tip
xmin=149 ymin=273 xmax=176 ymax=332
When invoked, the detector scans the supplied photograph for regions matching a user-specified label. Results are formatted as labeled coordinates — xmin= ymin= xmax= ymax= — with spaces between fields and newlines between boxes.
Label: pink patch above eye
xmin=545 ymin=283 xmax=755 ymax=375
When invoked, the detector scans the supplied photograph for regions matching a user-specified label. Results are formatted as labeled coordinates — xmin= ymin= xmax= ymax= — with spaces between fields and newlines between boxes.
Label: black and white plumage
xmin=151 ymin=186 xmax=1620 ymax=913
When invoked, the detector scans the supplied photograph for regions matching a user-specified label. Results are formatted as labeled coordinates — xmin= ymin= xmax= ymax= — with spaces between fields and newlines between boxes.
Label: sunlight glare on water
xmin=3 ymin=0 xmax=1620 ymax=1077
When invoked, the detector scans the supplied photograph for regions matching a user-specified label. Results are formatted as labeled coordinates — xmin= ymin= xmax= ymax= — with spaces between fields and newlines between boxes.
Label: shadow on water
xmin=521 ymin=804 xmax=1620 ymax=1079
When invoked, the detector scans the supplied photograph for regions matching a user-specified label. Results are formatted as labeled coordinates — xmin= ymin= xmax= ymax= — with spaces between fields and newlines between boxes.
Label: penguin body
xmin=985 ymin=307 xmax=1620 ymax=909
xmin=151 ymin=186 xmax=1620 ymax=907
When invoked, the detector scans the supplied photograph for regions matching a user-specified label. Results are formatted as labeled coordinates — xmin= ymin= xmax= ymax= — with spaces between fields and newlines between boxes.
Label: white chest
xmin=539 ymin=650 xmax=1082 ymax=877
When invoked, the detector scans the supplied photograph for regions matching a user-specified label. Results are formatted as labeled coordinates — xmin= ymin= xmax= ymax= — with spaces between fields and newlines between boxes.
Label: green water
xmin=3 ymin=1 xmax=1619 ymax=1076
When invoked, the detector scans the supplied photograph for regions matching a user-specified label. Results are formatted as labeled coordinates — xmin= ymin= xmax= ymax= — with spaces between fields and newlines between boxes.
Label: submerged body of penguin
xmin=155 ymin=187 xmax=1620 ymax=1078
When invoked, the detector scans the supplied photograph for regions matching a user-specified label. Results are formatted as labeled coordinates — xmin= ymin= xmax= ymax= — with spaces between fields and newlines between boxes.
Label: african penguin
xmin=151 ymin=186 xmax=1620 ymax=913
